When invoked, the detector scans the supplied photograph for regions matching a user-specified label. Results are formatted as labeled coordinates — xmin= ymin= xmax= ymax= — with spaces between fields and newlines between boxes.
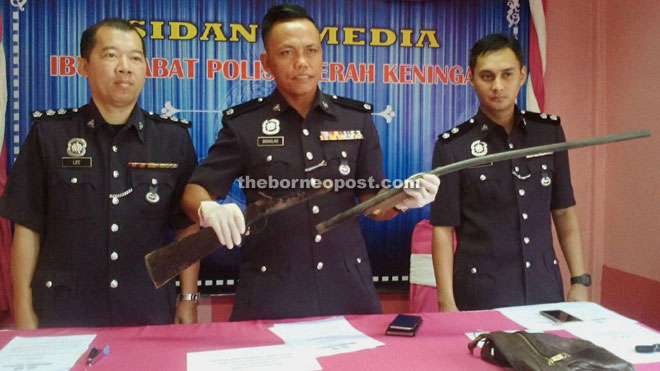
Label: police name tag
xmin=319 ymin=130 xmax=363 ymax=141
xmin=257 ymin=136 xmax=284 ymax=147
xmin=62 ymin=157 xmax=92 ymax=167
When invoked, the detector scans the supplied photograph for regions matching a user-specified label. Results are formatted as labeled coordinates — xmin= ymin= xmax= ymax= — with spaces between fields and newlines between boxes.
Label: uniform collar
xmin=266 ymin=88 xmax=335 ymax=117
xmin=474 ymin=105 xmax=527 ymax=138
xmin=82 ymin=101 xmax=147 ymax=143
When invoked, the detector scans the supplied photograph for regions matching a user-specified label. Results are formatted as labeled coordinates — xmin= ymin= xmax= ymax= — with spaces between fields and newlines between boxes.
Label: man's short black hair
xmin=261 ymin=3 xmax=318 ymax=45
xmin=80 ymin=18 xmax=145 ymax=60
xmin=469 ymin=33 xmax=524 ymax=72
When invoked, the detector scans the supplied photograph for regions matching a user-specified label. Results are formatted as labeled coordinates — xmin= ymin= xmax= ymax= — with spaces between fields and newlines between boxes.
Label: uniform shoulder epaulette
xmin=329 ymin=94 xmax=373 ymax=112
xmin=522 ymin=110 xmax=560 ymax=125
xmin=438 ymin=118 xmax=475 ymax=141
xmin=144 ymin=110 xmax=192 ymax=128
xmin=31 ymin=108 xmax=78 ymax=121
xmin=223 ymin=97 xmax=267 ymax=118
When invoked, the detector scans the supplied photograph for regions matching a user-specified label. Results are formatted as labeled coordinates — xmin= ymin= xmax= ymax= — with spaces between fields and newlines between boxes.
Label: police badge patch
xmin=67 ymin=138 xmax=87 ymax=157
xmin=262 ymin=118 xmax=280 ymax=135
xmin=470 ymin=140 xmax=488 ymax=157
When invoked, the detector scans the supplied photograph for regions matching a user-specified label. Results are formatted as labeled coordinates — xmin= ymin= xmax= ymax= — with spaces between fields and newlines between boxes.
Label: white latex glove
xmin=198 ymin=201 xmax=246 ymax=249
xmin=395 ymin=173 xmax=440 ymax=212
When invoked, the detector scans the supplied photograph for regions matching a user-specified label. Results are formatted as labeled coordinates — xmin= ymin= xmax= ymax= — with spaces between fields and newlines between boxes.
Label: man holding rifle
xmin=182 ymin=4 xmax=439 ymax=321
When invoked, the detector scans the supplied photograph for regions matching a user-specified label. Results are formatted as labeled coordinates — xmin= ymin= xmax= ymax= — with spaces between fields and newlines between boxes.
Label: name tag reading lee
xmin=257 ymin=136 xmax=284 ymax=147
xmin=62 ymin=157 xmax=92 ymax=167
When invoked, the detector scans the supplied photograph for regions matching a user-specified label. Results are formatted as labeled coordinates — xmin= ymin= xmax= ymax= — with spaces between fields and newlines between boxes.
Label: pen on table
xmin=635 ymin=344 xmax=660 ymax=353
xmin=87 ymin=345 xmax=110 ymax=366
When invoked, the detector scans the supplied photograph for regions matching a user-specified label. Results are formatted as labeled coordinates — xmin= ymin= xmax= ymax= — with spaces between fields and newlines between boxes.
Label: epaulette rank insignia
xmin=31 ymin=108 xmax=78 ymax=121
xmin=145 ymin=111 xmax=192 ymax=128
xmin=330 ymin=95 xmax=373 ymax=112
xmin=224 ymin=97 xmax=266 ymax=117
xmin=440 ymin=118 xmax=475 ymax=141
xmin=521 ymin=110 xmax=560 ymax=125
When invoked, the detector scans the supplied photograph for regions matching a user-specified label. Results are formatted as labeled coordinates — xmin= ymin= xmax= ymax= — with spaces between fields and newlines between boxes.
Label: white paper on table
xmin=497 ymin=301 xmax=636 ymax=331
xmin=186 ymin=344 xmax=321 ymax=371
xmin=566 ymin=320 xmax=660 ymax=364
xmin=269 ymin=316 xmax=384 ymax=358
xmin=0 ymin=334 xmax=95 ymax=371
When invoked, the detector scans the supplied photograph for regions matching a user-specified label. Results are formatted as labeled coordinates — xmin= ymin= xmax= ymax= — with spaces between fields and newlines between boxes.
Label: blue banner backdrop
xmin=2 ymin=0 xmax=529 ymax=292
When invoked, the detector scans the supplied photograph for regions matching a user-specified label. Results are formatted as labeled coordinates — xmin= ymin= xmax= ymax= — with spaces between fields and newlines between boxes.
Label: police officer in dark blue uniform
xmin=0 ymin=19 xmax=200 ymax=328
xmin=182 ymin=4 xmax=439 ymax=321
xmin=430 ymin=34 xmax=590 ymax=312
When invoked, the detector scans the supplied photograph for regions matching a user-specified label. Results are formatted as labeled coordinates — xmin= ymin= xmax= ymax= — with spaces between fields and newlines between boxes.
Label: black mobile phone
xmin=539 ymin=310 xmax=581 ymax=323
xmin=386 ymin=314 xmax=422 ymax=336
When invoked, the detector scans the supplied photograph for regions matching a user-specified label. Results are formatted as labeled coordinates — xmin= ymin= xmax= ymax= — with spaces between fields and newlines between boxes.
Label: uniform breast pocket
xmin=51 ymin=170 xmax=101 ymax=220
xmin=462 ymin=166 xmax=506 ymax=208
xmin=131 ymin=170 xmax=176 ymax=219
xmin=249 ymin=152 xmax=293 ymax=181
xmin=527 ymin=158 xmax=555 ymax=204
xmin=320 ymin=142 xmax=359 ymax=181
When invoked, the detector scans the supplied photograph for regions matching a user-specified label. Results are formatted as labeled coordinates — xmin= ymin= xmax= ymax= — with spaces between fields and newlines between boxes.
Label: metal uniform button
xmin=312 ymin=205 xmax=320 ymax=214
xmin=112 ymin=145 xmax=118 ymax=153
xmin=316 ymin=262 xmax=324 ymax=270
xmin=112 ymin=170 xmax=119 ymax=178
xmin=470 ymin=267 xmax=477 ymax=274
xmin=71 ymin=177 xmax=78 ymax=184
xmin=523 ymin=237 xmax=530 ymax=244
xmin=542 ymin=164 xmax=548 ymax=170
xmin=509 ymin=143 xmax=514 ymax=149
xmin=261 ymin=265 xmax=267 ymax=273
xmin=266 ymin=155 xmax=273 ymax=162
xmin=341 ymin=151 xmax=347 ymax=158
xmin=45 ymin=280 xmax=53 ymax=288
xmin=303 ymin=129 xmax=310 ymax=136
xmin=514 ymin=166 xmax=520 ymax=172
xmin=306 ymin=152 xmax=314 ymax=160
xmin=110 ymin=279 xmax=118 ymax=288
xmin=356 ymin=258 xmax=362 ymax=264
xmin=525 ymin=261 xmax=531 ymax=269
xmin=480 ymin=174 xmax=486 ymax=181
xmin=315 ymin=234 xmax=322 ymax=243
xmin=553 ymin=259 xmax=558 ymax=265
xmin=519 ymin=189 xmax=526 ymax=196
xmin=522 ymin=213 xmax=528 ymax=220
xmin=110 ymin=251 xmax=119 ymax=261
xmin=111 ymin=223 xmax=119 ymax=232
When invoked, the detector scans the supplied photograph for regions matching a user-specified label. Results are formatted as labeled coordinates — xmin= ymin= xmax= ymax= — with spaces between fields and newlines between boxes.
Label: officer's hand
xmin=395 ymin=173 xmax=440 ymax=211
xmin=198 ymin=201 xmax=245 ymax=249
xmin=175 ymin=300 xmax=198 ymax=324
xmin=567 ymin=283 xmax=589 ymax=302
xmin=14 ymin=302 xmax=38 ymax=330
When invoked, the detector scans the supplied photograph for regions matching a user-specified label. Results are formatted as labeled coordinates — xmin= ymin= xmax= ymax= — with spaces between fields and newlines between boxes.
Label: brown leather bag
xmin=468 ymin=331 xmax=635 ymax=370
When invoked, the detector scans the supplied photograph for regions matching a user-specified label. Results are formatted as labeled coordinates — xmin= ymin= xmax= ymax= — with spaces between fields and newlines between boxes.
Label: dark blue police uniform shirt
xmin=189 ymin=89 xmax=385 ymax=321
xmin=430 ymin=107 xmax=576 ymax=310
xmin=0 ymin=102 xmax=197 ymax=327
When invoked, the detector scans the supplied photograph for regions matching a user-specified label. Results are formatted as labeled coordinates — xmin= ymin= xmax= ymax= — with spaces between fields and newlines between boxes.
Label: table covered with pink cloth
xmin=1 ymin=310 xmax=657 ymax=370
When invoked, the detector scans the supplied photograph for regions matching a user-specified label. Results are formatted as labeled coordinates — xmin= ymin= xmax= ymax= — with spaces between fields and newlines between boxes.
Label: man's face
xmin=470 ymin=47 xmax=527 ymax=117
xmin=78 ymin=26 xmax=146 ymax=110
xmin=260 ymin=19 xmax=323 ymax=102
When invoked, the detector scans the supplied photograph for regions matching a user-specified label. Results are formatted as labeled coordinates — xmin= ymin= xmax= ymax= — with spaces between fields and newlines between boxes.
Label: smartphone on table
xmin=386 ymin=314 xmax=423 ymax=336
xmin=539 ymin=310 xmax=581 ymax=323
